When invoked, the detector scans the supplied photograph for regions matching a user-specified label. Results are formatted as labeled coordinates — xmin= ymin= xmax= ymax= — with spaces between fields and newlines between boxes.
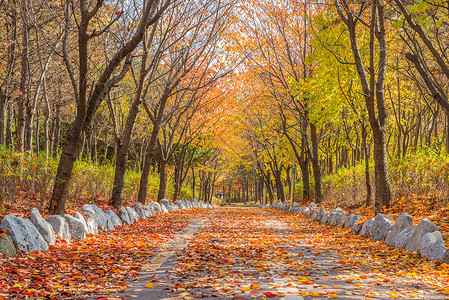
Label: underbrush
xmin=321 ymin=149 xmax=449 ymax=242
xmin=322 ymin=149 xmax=449 ymax=209
xmin=0 ymin=146 xmax=167 ymax=214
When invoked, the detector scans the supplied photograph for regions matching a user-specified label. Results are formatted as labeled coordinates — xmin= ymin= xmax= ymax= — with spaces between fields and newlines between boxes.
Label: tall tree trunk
xmin=299 ymin=133 xmax=310 ymax=201
xmin=157 ymin=158 xmax=167 ymax=201
xmin=0 ymin=91 xmax=6 ymax=145
xmin=335 ymin=0 xmax=391 ymax=213
xmin=192 ymin=167 xmax=195 ymax=199
xmin=16 ymin=0 xmax=29 ymax=153
xmin=310 ymin=123 xmax=323 ymax=203
xmin=5 ymin=103 xmax=13 ymax=147
xmin=137 ymin=126 xmax=160 ymax=204
xmin=362 ymin=124 xmax=372 ymax=206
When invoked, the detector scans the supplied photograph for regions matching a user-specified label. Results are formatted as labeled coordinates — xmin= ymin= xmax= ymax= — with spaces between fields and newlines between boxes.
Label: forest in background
xmin=0 ymin=0 xmax=449 ymax=216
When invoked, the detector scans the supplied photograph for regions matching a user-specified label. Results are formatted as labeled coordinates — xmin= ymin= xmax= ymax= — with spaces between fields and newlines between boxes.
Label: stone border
xmin=263 ymin=200 xmax=448 ymax=263
xmin=0 ymin=199 xmax=213 ymax=257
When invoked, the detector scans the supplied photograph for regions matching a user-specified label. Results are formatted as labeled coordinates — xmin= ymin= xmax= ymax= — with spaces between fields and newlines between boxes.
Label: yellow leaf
xmin=440 ymin=263 xmax=449 ymax=269
xmin=311 ymin=292 xmax=319 ymax=297
xmin=242 ymin=287 xmax=251 ymax=291
xmin=329 ymin=294 xmax=338 ymax=298
xmin=252 ymin=283 xmax=260 ymax=290
xmin=145 ymin=283 xmax=153 ymax=288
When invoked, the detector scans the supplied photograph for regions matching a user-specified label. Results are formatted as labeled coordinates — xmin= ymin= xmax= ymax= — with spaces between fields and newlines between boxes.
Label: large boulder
xmin=160 ymin=203 xmax=169 ymax=213
xmin=385 ymin=213 xmax=413 ymax=246
xmin=192 ymin=199 xmax=199 ymax=208
xmin=46 ymin=215 xmax=71 ymax=242
xmin=419 ymin=231 xmax=446 ymax=261
xmin=335 ymin=214 xmax=347 ymax=226
xmin=329 ymin=208 xmax=345 ymax=225
xmin=135 ymin=203 xmax=147 ymax=219
xmin=30 ymin=208 xmax=56 ymax=245
xmin=316 ymin=207 xmax=326 ymax=222
xmin=149 ymin=202 xmax=162 ymax=213
xmin=371 ymin=214 xmax=394 ymax=242
xmin=126 ymin=207 xmax=140 ymax=223
xmin=307 ymin=203 xmax=317 ymax=217
xmin=120 ymin=207 xmax=132 ymax=225
xmin=438 ymin=250 xmax=449 ymax=265
xmin=143 ymin=205 xmax=153 ymax=217
xmin=174 ymin=200 xmax=185 ymax=210
xmin=360 ymin=218 xmax=375 ymax=237
xmin=82 ymin=204 xmax=113 ymax=231
xmin=394 ymin=226 xmax=415 ymax=249
xmin=292 ymin=207 xmax=301 ymax=214
xmin=321 ymin=212 xmax=331 ymax=224
xmin=352 ymin=223 xmax=363 ymax=235
xmin=64 ymin=214 xmax=86 ymax=240
xmin=183 ymin=199 xmax=191 ymax=209
xmin=344 ymin=214 xmax=361 ymax=229
xmin=86 ymin=217 xmax=98 ymax=235
xmin=0 ymin=234 xmax=16 ymax=257
xmin=160 ymin=199 xmax=172 ymax=212
xmin=406 ymin=219 xmax=438 ymax=253
xmin=73 ymin=212 xmax=88 ymax=234
xmin=105 ymin=210 xmax=122 ymax=229
xmin=1 ymin=214 xmax=48 ymax=252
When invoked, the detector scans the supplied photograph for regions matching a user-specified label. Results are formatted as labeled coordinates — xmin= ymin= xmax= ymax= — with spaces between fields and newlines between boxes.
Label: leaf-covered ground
xmin=3 ymin=207 xmax=449 ymax=299
xmin=0 ymin=209 xmax=208 ymax=299
xmin=121 ymin=208 xmax=449 ymax=300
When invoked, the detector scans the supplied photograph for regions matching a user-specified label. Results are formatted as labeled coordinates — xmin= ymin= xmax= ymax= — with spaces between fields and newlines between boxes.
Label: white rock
xmin=86 ymin=217 xmax=98 ymax=234
xmin=345 ymin=214 xmax=361 ymax=229
xmin=120 ymin=207 xmax=132 ymax=225
xmin=371 ymin=213 xmax=394 ymax=242
xmin=149 ymin=201 xmax=162 ymax=213
xmin=82 ymin=204 xmax=112 ymax=231
xmin=321 ymin=212 xmax=330 ymax=224
xmin=64 ymin=214 xmax=86 ymax=240
xmin=395 ymin=226 xmax=415 ymax=249
xmin=192 ymin=199 xmax=199 ymax=208
xmin=160 ymin=203 xmax=169 ymax=213
xmin=160 ymin=199 xmax=172 ymax=212
xmin=316 ymin=207 xmax=326 ymax=222
xmin=105 ymin=210 xmax=122 ymax=229
xmin=385 ymin=213 xmax=413 ymax=246
xmin=352 ymin=223 xmax=362 ymax=234
xmin=126 ymin=207 xmax=140 ymax=223
xmin=328 ymin=208 xmax=344 ymax=225
xmin=307 ymin=203 xmax=317 ymax=217
xmin=1 ymin=214 xmax=48 ymax=252
xmin=135 ymin=203 xmax=147 ymax=219
xmin=336 ymin=214 xmax=347 ymax=226
xmin=419 ymin=231 xmax=446 ymax=261
xmin=406 ymin=219 xmax=438 ymax=253
xmin=330 ymin=208 xmax=345 ymax=225
xmin=74 ymin=212 xmax=89 ymax=235
xmin=360 ymin=218 xmax=375 ymax=237
xmin=30 ymin=208 xmax=56 ymax=245
xmin=174 ymin=200 xmax=185 ymax=209
xmin=46 ymin=215 xmax=71 ymax=242
xmin=143 ymin=205 xmax=153 ymax=217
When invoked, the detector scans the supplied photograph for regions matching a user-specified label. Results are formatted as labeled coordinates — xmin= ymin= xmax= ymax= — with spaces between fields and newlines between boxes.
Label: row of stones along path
xmin=97 ymin=208 xmax=446 ymax=300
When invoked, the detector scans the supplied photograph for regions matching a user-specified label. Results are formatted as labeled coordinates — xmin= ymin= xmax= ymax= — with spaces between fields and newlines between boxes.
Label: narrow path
xmin=96 ymin=208 xmax=448 ymax=299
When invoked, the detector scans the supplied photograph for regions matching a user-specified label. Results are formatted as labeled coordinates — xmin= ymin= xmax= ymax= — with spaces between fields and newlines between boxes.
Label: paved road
xmin=99 ymin=208 xmax=447 ymax=300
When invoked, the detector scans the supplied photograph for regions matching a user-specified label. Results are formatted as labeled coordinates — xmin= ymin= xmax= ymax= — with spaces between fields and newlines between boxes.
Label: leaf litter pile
xmin=0 ymin=209 xmax=208 ymax=299
xmin=162 ymin=208 xmax=449 ymax=299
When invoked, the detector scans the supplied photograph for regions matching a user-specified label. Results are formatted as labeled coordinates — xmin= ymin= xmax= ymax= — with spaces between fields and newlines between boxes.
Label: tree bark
xmin=157 ymin=157 xmax=167 ymax=201
xmin=310 ymin=123 xmax=323 ymax=203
